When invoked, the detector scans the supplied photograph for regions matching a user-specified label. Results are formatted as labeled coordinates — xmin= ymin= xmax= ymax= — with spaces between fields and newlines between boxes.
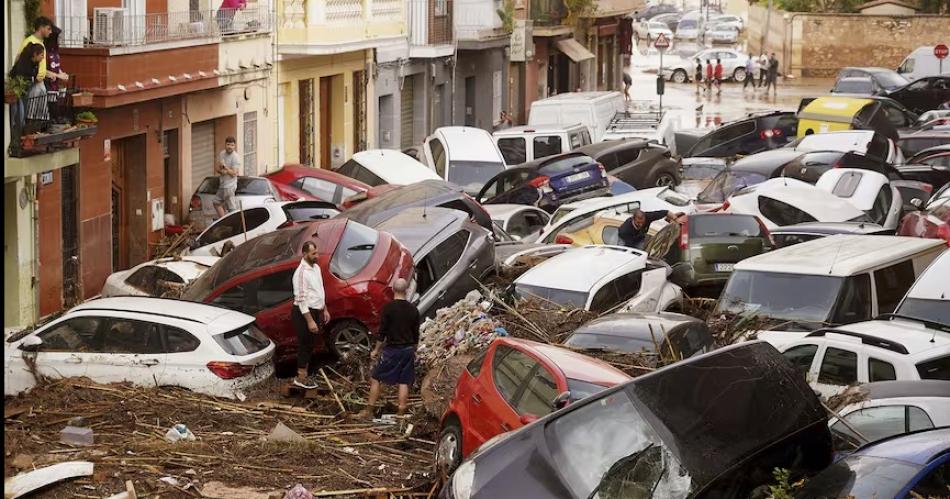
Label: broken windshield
xmin=697 ymin=171 xmax=768 ymax=204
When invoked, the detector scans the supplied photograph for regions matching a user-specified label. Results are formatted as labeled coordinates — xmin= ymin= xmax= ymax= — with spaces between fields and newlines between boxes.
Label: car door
xmin=415 ymin=231 xmax=471 ymax=317
xmin=476 ymin=169 xmax=538 ymax=205
xmin=12 ymin=317 xmax=105 ymax=389
xmin=154 ymin=325 xmax=203 ymax=390
xmin=470 ymin=345 xmax=536 ymax=446
xmin=240 ymin=270 xmax=296 ymax=354
xmin=814 ymin=345 xmax=860 ymax=398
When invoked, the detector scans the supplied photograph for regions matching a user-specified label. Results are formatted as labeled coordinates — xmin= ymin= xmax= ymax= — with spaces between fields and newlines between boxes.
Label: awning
xmin=554 ymin=38 xmax=595 ymax=62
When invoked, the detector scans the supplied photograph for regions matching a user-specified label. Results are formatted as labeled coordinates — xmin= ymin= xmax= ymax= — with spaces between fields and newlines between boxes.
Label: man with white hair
xmin=618 ymin=209 xmax=685 ymax=250
xmin=359 ymin=278 xmax=420 ymax=418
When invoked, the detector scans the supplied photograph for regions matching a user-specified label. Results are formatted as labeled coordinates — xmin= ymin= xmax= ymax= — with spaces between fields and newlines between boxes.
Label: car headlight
xmin=452 ymin=460 xmax=477 ymax=499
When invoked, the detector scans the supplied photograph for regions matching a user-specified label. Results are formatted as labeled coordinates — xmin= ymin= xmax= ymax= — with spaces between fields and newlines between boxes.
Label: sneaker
xmin=292 ymin=378 xmax=319 ymax=390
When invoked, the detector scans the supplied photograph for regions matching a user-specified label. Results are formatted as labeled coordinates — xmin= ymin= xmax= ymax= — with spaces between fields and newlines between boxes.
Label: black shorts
xmin=292 ymin=307 xmax=326 ymax=370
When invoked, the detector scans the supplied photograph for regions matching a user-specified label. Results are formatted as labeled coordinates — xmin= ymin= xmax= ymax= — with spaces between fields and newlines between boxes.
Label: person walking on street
xmin=358 ymin=278 xmax=420 ymax=419
xmin=290 ymin=241 xmax=330 ymax=390
xmin=705 ymin=60 xmax=713 ymax=94
xmin=743 ymin=54 xmax=756 ymax=90
xmin=618 ymin=209 xmax=686 ymax=250
xmin=622 ymin=65 xmax=633 ymax=103
xmin=765 ymin=53 xmax=779 ymax=96
xmin=695 ymin=59 xmax=704 ymax=95
xmin=213 ymin=136 xmax=241 ymax=218
xmin=714 ymin=59 xmax=724 ymax=95
xmin=758 ymin=53 xmax=769 ymax=87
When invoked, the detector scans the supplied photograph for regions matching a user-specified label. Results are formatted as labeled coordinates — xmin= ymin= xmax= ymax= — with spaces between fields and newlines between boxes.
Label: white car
xmin=4 ymin=297 xmax=275 ymax=399
xmin=816 ymin=168 xmax=903 ymax=230
xmin=186 ymin=176 xmax=284 ymax=230
xmin=186 ymin=200 xmax=339 ymax=257
xmin=896 ymin=248 xmax=949 ymax=326
xmin=662 ymin=48 xmax=751 ymax=83
xmin=722 ymin=177 xmax=871 ymax=229
xmin=102 ymin=256 xmax=219 ymax=297
xmin=636 ymin=21 xmax=674 ymax=43
xmin=512 ymin=245 xmax=683 ymax=313
xmin=779 ymin=320 xmax=950 ymax=398
xmin=703 ymin=24 xmax=739 ymax=44
xmin=482 ymin=204 xmax=551 ymax=242
xmin=709 ymin=14 xmax=743 ymax=31
xmin=537 ymin=187 xmax=696 ymax=244
xmin=421 ymin=127 xmax=509 ymax=196
xmin=787 ymin=130 xmax=906 ymax=166
xmin=335 ymin=149 xmax=441 ymax=187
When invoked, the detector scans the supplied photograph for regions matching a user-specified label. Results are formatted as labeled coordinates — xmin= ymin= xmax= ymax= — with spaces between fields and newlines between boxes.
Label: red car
xmin=181 ymin=219 xmax=413 ymax=364
xmin=265 ymin=164 xmax=371 ymax=206
xmin=898 ymin=195 xmax=950 ymax=245
xmin=436 ymin=338 xmax=630 ymax=473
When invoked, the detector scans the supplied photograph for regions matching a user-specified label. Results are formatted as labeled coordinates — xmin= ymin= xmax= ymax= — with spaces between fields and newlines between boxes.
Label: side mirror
xmin=519 ymin=414 xmax=539 ymax=425
xmin=20 ymin=335 xmax=43 ymax=352
xmin=553 ymin=391 xmax=572 ymax=410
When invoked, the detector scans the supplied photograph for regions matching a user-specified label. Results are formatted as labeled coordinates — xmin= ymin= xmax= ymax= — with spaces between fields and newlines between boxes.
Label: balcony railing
xmin=59 ymin=9 xmax=273 ymax=48
xmin=7 ymin=88 xmax=97 ymax=158
xmin=531 ymin=0 xmax=565 ymax=26
xmin=454 ymin=0 xmax=503 ymax=39
xmin=409 ymin=0 xmax=454 ymax=46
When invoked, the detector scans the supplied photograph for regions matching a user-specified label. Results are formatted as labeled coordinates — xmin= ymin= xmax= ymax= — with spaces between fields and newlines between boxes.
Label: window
xmin=907 ymin=406 xmax=935 ymax=432
xmin=614 ymin=146 xmax=642 ymax=166
xmin=868 ymin=186 xmax=892 ymax=225
xmin=831 ymin=171 xmax=863 ymax=197
xmin=498 ymin=138 xmax=527 ymax=166
xmin=516 ymin=366 xmax=559 ymax=417
xmin=602 ymin=225 xmax=620 ymax=245
xmin=917 ymin=356 xmax=950 ymax=380
xmin=243 ymin=111 xmax=257 ymax=173
xmin=818 ymin=347 xmax=858 ymax=386
xmin=254 ymin=270 xmax=295 ymax=310
xmin=506 ymin=213 xmax=532 ymax=238
xmin=646 ymin=223 xmax=680 ymax=260
xmin=466 ymin=349 xmax=488 ymax=377
xmin=430 ymin=231 xmax=468 ymax=277
xmin=330 ymin=222 xmax=379 ymax=279
xmin=712 ymin=120 xmax=756 ymax=144
xmin=568 ymin=132 xmax=583 ymax=149
xmin=211 ymin=283 xmax=252 ymax=313
xmin=598 ymin=153 xmax=620 ymax=171
xmin=351 ymin=165 xmax=386 ymax=187
xmin=782 ymin=344 xmax=818 ymax=376
xmin=881 ymin=102 xmax=911 ymax=127
xmin=299 ymin=177 xmax=339 ymax=202
xmin=99 ymin=318 xmax=163 ymax=355
xmin=434 ymin=0 xmax=447 ymax=15
xmin=830 ymin=273 xmax=872 ymax=324
xmin=758 ymin=196 xmax=817 ymax=226
xmin=163 ymin=326 xmax=201 ymax=353
xmin=124 ymin=266 xmax=186 ymax=295
xmin=491 ymin=346 xmax=538 ymax=407
xmin=589 ymin=271 xmax=642 ymax=313
xmin=283 ymin=203 xmax=337 ymax=222
xmin=873 ymin=260 xmax=915 ymax=314
xmin=910 ymin=462 xmax=950 ymax=499
xmin=533 ymin=136 xmax=563 ymax=160
xmin=868 ymin=358 xmax=896 ymax=382
xmin=430 ymin=139 xmax=447 ymax=178
xmin=36 ymin=317 xmax=104 ymax=352
xmin=690 ymin=214 xmax=762 ymax=237
xmin=212 ymin=324 xmax=272 ymax=356
xmin=581 ymin=129 xmax=592 ymax=145
xmin=198 ymin=208 xmax=270 ymax=246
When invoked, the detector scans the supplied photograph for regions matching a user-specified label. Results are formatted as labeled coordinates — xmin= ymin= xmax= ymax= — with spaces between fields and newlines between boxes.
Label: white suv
xmin=4 ymin=297 xmax=275 ymax=399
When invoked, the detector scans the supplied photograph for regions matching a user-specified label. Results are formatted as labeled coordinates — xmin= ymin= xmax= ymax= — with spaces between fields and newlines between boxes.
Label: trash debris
xmin=103 ymin=480 xmax=137 ymax=499
xmin=60 ymin=424 xmax=94 ymax=446
xmin=283 ymin=484 xmax=314 ymax=499
xmin=3 ymin=461 xmax=94 ymax=499
xmin=10 ymin=454 xmax=33 ymax=470
xmin=200 ymin=481 xmax=282 ymax=499
xmin=416 ymin=291 xmax=502 ymax=369
xmin=164 ymin=423 xmax=196 ymax=442
xmin=267 ymin=421 xmax=306 ymax=443
xmin=158 ymin=476 xmax=180 ymax=487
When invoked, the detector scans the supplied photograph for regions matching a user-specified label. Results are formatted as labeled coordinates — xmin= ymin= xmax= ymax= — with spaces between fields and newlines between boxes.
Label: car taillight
xmin=721 ymin=200 xmax=731 ymax=211
xmin=206 ymin=361 xmax=253 ymax=379
xmin=189 ymin=195 xmax=202 ymax=211
xmin=528 ymin=176 xmax=551 ymax=188
xmin=937 ymin=224 xmax=950 ymax=244
xmin=759 ymin=128 xmax=783 ymax=140
xmin=555 ymin=234 xmax=574 ymax=245
xmin=277 ymin=220 xmax=297 ymax=229
xmin=755 ymin=216 xmax=775 ymax=246
xmin=920 ymin=183 xmax=933 ymax=193
xmin=679 ymin=218 xmax=689 ymax=249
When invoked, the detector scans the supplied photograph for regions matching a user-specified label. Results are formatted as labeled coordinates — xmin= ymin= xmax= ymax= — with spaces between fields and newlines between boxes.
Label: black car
xmin=887 ymin=76 xmax=950 ymax=115
xmin=575 ymin=139 xmax=681 ymax=188
xmin=564 ymin=312 xmax=714 ymax=359
xmin=897 ymin=131 xmax=950 ymax=158
xmin=780 ymin=150 xmax=902 ymax=183
xmin=441 ymin=342 xmax=833 ymax=499
xmin=770 ymin=221 xmax=891 ymax=248
xmin=677 ymin=111 xmax=799 ymax=159
xmin=694 ymin=149 xmax=804 ymax=206
xmin=836 ymin=67 xmax=909 ymax=93
xmin=476 ymin=153 xmax=610 ymax=212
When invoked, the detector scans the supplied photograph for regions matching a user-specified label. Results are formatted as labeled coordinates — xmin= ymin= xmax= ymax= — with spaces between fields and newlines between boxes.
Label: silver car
xmin=662 ymin=48 xmax=751 ymax=83
xmin=704 ymin=23 xmax=739 ymax=44
xmin=186 ymin=176 xmax=283 ymax=230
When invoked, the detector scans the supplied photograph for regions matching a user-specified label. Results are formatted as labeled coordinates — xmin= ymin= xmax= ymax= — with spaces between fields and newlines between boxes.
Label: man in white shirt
xmin=291 ymin=241 xmax=331 ymax=389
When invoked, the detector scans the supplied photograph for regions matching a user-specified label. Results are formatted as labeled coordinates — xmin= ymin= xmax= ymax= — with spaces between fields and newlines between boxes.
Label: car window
xmin=568 ymin=132 xmax=582 ymax=149
xmin=212 ymin=323 xmax=271 ymax=356
xmin=515 ymin=365 xmax=559 ymax=417
xmin=873 ymin=260 xmax=915 ymax=314
xmin=830 ymin=273 xmax=873 ymax=324
xmin=492 ymin=345 xmax=539 ymax=407
xmin=757 ymin=196 xmax=817 ymax=226
xmin=299 ymin=176 xmax=339 ymax=201
xmin=252 ymin=269 xmax=295 ymax=310
xmin=868 ymin=185 xmax=892 ymax=225
xmin=430 ymin=138 xmax=447 ymax=178
xmin=602 ymin=225 xmax=620 ymax=245
xmin=534 ymin=136 xmax=563 ymax=160
xmin=523 ymin=210 xmax=549 ymax=234
xmin=690 ymin=215 xmax=762 ymax=237
xmin=646 ymin=222 xmax=679 ymax=260
xmin=506 ymin=212 xmax=532 ymax=238
xmin=599 ymin=152 xmax=620 ymax=171
xmin=199 ymin=208 xmax=270 ymax=246
xmin=868 ymin=357 xmax=896 ymax=382
xmin=125 ymin=266 xmax=186 ymax=295
xmin=909 ymin=461 xmax=950 ymax=499
xmin=283 ymin=203 xmax=337 ymax=222
xmin=163 ymin=326 xmax=201 ymax=353
xmin=350 ymin=164 xmax=386 ymax=187
xmin=100 ymin=318 xmax=163 ymax=355
xmin=36 ymin=317 xmax=104 ymax=353
xmin=498 ymin=137 xmax=527 ymax=165
xmin=581 ymin=129 xmax=592 ymax=145
xmin=466 ymin=349 xmax=488 ymax=377
xmin=882 ymin=103 xmax=911 ymax=128
xmin=782 ymin=344 xmax=819 ymax=376
xmin=832 ymin=406 xmax=906 ymax=444
xmin=657 ymin=188 xmax=690 ymax=207
xmin=589 ymin=271 xmax=642 ymax=313
xmin=917 ymin=356 xmax=950 ymax=380
xmin=210 ymin=282 xmax=252 ymax=314
xmin=237 ymin=178 xmax=274 ymax=196
xmin=818 ymin=347 xmax=858 ymax=386
xmin=330 ymin=222 xmax=379 ymax=280
xmin=831 ymin=172 xmax=862 ymax=197
xmin=712 ymin=120 xmax=756 ymax=144
xmin=430 ymin=230 xmax=469 ymax=277
xmin=615 ymin=146 xmax=641 ymax=166
xmin=922 ymin=154 xmax=950 ymax=167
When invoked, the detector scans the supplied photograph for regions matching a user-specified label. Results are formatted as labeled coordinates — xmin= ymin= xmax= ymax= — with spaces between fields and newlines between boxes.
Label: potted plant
xmin=75 ymin=111 xmax=98 ymax=127
xmin=71 ymin=91 xmax=94 ymax=107
xmin=4 ymin=76 xmax=29 ymax=104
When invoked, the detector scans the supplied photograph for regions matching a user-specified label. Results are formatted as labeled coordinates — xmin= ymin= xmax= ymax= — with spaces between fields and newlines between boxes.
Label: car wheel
xmin=436 ymin=418 xmax=464 ymax=475
xmin=733 ymin=67 xmax=747 ymax=82
xmin=330 ymin=320 xmax=372 ymax=359
xmin=672 ymin=69 xmax=688 ymax=83
xmin=654 ymin=172 xmax=678 ymax=187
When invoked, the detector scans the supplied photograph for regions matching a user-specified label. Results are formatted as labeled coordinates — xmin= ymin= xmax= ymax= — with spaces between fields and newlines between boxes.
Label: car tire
xmin=654 ymin=170 xmax=679 ymax=187
xmin=436 ymin=418 xmax=464 ymax=475
xmin=672 ymin=69 xmax=688 ymax=83
xmin=329 ymin=320 xmax=372 ymax=359
xmin=733 ymin=67 xmax=747 ymax=82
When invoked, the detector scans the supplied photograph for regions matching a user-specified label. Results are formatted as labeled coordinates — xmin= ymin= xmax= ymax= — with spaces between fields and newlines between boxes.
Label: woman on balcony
xmin=7 ymin=43 xmax=45 ymax=153
xmin=217 ymin=0 xmax=247 ymax=33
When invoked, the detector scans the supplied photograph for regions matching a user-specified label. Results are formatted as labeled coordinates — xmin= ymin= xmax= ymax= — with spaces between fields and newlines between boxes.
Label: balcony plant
xmin=75 ymin=111 xmax=98 ymax=127
xmin=4 ymin=76 xmax=30 ymax=104
xmin=497 ymin=0 xmax=515 ymax=33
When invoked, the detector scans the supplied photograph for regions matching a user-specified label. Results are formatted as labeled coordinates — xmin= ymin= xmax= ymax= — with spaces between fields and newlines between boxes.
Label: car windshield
xmin=794 ymin=455 xmax=921 ymax=498
xmin=873 ymin=72 xmax=909 ymax=90
xmin=835 ymin=80 xmax=873 ymax=94
xmin=547 ymin=389 xmax=692 ymax=498
xmin=550 ymin=206 xmax=577 ymax=226
xmin=448 ymin=161 xmax=506 ymax=196
xmin=916 ymin=356 xmax=950 ymax=380
xmin=682 ymin=163 xmax=725 ymax=180
xmin=717 ymin=270 xmax=844 ymax=323
xmin=896 ymin=298 xmax=950 ymax=326
xmin=690 ymin=215 xmax=762 ymax=237
xmin=514 ymin=283 xmax=589 ymax=309
xmin=697 ymin=171 xmax=768 ymax=204
xmin=330 ymin=221 xmax=379 ymax=280
xmin=679 ymin=20 xmax=697 ymax=29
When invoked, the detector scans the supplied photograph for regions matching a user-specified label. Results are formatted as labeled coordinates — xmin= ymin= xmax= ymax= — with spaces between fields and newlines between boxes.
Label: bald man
xmin=618 ymin=209 xmax=685 ymax=250
xmin=359 ymin=278 xmax=420 ymax=418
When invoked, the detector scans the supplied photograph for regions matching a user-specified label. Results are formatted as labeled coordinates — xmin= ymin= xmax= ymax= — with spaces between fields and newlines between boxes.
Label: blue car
xmin=475 ymin=152 xmax=610 ymax=212
xmin=796 ymin=427 xmax=950 ymax=499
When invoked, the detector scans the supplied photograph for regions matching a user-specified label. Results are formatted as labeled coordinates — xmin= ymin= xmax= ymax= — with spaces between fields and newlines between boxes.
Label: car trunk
xmin=546 ymin=163 xmax=606 ymax=198
xmin=693 ymin=236 xmax=767 ymax=272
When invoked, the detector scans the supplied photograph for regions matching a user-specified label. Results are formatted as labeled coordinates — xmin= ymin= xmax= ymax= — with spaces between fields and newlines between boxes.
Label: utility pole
xmin=761 ymin=0 xmax=773 ymax=55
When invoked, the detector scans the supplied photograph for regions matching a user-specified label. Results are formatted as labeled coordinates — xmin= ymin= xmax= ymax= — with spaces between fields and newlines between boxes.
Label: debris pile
xmin=492 ymin=295 xmax=598 ymax=344
xmin=416 ymin=291 xmax=504 ymax=369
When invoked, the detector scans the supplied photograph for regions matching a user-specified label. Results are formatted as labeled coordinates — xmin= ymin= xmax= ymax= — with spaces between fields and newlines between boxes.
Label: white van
xmin=898 ymin=46 xmax=950 ymax=81
xmin=492 ymin=124 xmax=592 ymax=166
xmin=528 ymin=91 xmax=626 ymax=142
xmin=716 ymin=235 xmax=947 ymax=348
xmin=422 ymin=127 xmax=508 ymax=195
xmin=335 ymin=150 xmax=440 ymax=186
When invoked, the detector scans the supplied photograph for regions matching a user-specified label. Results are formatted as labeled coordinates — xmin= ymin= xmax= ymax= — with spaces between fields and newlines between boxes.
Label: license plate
xmin=715 ymin=263 xmax=735 ymax=272
xmin=565 ymin=172 xmax=591 ymax=183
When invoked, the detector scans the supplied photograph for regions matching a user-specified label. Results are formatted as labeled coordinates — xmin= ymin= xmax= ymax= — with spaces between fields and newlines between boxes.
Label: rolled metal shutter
xmin=400 ymin=78 xmax=414 ymax=149
xmin=191 ymin=121 xmax=216 ymax=189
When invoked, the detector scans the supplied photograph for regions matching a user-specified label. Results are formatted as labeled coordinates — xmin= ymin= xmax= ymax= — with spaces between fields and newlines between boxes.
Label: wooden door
xmin=111 ymin=140 xmax=127 ymax=271
xmin=319 ymin=77 xmax=332 ymax=168
xmin=61 ymin=164 xmax=81 ymax=308
xmin=299 ymin=79 xmax=315 ymax=166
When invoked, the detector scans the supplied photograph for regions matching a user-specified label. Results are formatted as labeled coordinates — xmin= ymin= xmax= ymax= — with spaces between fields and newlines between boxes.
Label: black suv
xmin=677 ymin=111 xmax=799 ymax=159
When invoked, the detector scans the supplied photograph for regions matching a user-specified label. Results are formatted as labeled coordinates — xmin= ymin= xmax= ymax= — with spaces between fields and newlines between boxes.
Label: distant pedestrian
xmin=622 ymin=65 xmax=633 ymax=103
xmin=213 ymin=136 xmax=241 ymax=218
xmin=765 ymin=53 xmax=779 ymax=95
xmin=758 ymin=53 xmax=769 ymax=87
xmin=714 ymin=59 xmax=723 ymax=94
xmin=705 ymin=60 xmax=713 ymax=93
xmin=743 ymin=55 xmax=757 ymax=90
xmin=217 ymin=0 xmax=246 ymax=32
xmin=695 ymin=59 xmax=703 ymax=94
xmin=618 ymin=209 xmax=686 ymax=250
xmin=290 ymin=241 xmax=330 ymax=390
xmin=358 ymin=278 xmax=420 ymax=419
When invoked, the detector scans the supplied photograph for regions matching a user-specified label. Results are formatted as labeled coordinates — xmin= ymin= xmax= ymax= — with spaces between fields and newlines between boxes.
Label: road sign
xmin=935 ymin=44 xmax=949 ymax=60
xmin=654 ymin=33 xmax=670 ymax=52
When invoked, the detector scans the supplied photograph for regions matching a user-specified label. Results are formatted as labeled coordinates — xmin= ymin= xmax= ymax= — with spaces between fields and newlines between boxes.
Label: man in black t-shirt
xmin=358 ymin=278 xmax=421 ymax=418
xmin=618 ymin=209 xmax=685 ymax=250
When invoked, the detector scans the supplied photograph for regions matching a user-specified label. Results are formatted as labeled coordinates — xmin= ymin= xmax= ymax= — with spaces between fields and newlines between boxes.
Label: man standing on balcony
xmin=19 ymin=17 xmax=52 ymax=83
xmin=213 ymin=137 xmax=242 ymax=218
xmin=217 ymin=0 xmax=247 ymax=32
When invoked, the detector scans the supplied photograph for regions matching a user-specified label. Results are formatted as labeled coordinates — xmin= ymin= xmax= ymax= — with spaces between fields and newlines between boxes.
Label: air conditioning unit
xmin=93 ymin=7 xmax=127 ymax=45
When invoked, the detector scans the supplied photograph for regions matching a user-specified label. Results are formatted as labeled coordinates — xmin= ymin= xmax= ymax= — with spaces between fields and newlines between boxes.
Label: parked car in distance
xmin=264 ymin=164 xmax=370 ymax=207
xmin=836 ymin=67 xmax=909 ymax=93
xmin=716 ymin=234 xmax=946 ymax=348
xmin=709 ymin=14 xmax=743 ymax=31
xmin=645 ymin=213 xmax=773 ymax=291
xmin=527 ymin=91 xmax=626 ymax=143
xmin=703 ymin=23 xmax=738 ymax=44
xmin=649 ymin=11 xmax=683 ymax=31
xmin=576 ymin=139 xmax=681 ymax=188
xmin=475 ymin=152 xmax=610 ymax=212
xmin=635 ymin=20 xmax=674 ymax=43
xmin=722 ymin=177 xmax=871 ymax=229
xmin=898 ymin=45 xmax=950 ymax=81
xmin=422 ymin=127 xmax=509 ymax=195
xmin=336 ymin=149 xmax=441 ymax=187
xmin=3 ymin=297 xmax=275 ymax=399
xmin=674 ymin=15 xmax=704 ymax=40
xmin=563 ymin=311 xmax=714 ymax=358
xmin=770 ymin=221 xmax=890 ymax=248
xmin=181 ymin=220 xmax=414 ymax=363
xmin=663 ymin=48 xmax=750 ymax=83
xmin=187 ymin=176 xmax=283 ymax=230
xmin=493 ymin=124 xmax=592 ymax=166
xmin=815 ymin=168 xmax=903 ymax=231
xmin=102 ymin=256 xmax=219 ymax=297
xmin=482 ymin=204 xmax=550 ymax=241
xmin=443 ymin=342 xmax=834 ymax=499
xmin=831 ymin=77 xmax=881 ymax=96
xmin=681 ymin=111 xmax=799 ymax=159
xmin=374 ymin=208 xmax=494 ymax=318
xmin=436 ymin=337 xmax=630 ymax=473
xmin=633 ymin=4 xmax=679 ymax=21
xmin=827 ymin=380 xmax=950 ymax=454
xmin=186 ymin=201 xmax=339 ymax=257
xmin=898 ymin=131 xmax=950 ymax=158
xmin=512 ymin=245 xmax=683 ymax=313
xmin=886 ymin=75 xmax=950 ymax=115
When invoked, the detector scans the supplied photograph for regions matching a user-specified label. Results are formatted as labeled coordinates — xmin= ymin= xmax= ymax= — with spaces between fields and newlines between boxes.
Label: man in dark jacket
xmin=618 ymin=209 xmax=685 ymax=249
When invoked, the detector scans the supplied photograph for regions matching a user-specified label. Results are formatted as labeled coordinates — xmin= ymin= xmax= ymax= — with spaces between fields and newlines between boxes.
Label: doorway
xmin=111 ymin=141 xmax=127 ymax=272
xmin=353 ymin=70 xmax=366 ymax=153
xmin=319 ymin=76 xmax=332 ymax=168
xmin=163 ymin=130 xmax=180 ymax=224
xmin=61 ymin=164 xmax=80 ymax=308
xmin=299 ymin=79 xmax=315 ymax=166
xmin=464 ymin=76 xmax=476 ymax=127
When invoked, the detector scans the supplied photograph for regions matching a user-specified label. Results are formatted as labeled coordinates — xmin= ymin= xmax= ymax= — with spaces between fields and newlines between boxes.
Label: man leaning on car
xmin=618 ymin=209 xmax=686 ymax=250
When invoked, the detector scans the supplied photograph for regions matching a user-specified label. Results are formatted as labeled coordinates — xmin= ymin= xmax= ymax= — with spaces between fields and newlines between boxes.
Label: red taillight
xmin=920 ymin=183 xmax=933 ymax=193
xmin=759 ymin=128 xmax=783 ymax=140
xmin=555 ymin=234 xmax=574 ymax=245
xmin=206 ymin=361 xmax=253 ymax=379
xmin=528 ymin=176 xmax=551 ymax=188
xmin=277 ymin=220 xmax=297 ymax=229
xmin=189 ymin=195 xmax=202 ymax=210
xmin=679 ymin=218 xmax=689 ymax=249
xmin=755 ymin=216 xmax=775 ymax=246
xmin=937 ymin=224 xmax=950 ymax=244
xmin=721 ymin=200 xmax=731 ymax=211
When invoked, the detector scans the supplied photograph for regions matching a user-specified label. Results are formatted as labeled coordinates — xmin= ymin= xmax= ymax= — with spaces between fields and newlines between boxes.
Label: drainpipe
xmin=451 ymin=37 xmax=459 ymax=125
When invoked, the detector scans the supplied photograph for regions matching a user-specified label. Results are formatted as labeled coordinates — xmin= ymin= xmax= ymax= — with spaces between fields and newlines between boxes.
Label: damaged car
xmin=101 ymin=256 xmax=219 ymax=298
xmin=475 ymin=152 xmax=610 ymax=212
xmin=815 ymin=168 xmax=903 ymax=231
xmin=721 ymin=177 xmax=872 ymax=229
xmin=770 ymin=221 xmax=890 ymax=248
xmin=441 ymin=342 xmax=834 ymax=499
xmin=563 ymin=312 xmax=714 ymax=359
xmin=482 ymin=204 xmax=550 ymax=242
xmin=677 ymin=111 xmax=799 ymax=159
xmin=186 ymin=176 xmax=284 ymax=230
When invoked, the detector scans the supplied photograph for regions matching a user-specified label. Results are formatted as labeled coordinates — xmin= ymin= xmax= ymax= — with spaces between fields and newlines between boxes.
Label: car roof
xmin=493 ymin=124 xmax=586 ymax=135
xmin=271 ymin=164 xmax=369 ymax=188
xmin=482 ymin=203 xmax=544 ymax=220
xmin=902 ymin=250 xmax=950 ymax=301
xmin=500 ymin=337 xmax=630 ymax=385
xmin=140 ymin=256 xmax=219 ymax=274
xmin=800 ymin=97 xmax=875 ymax=117
xmin=731 ymin=149 xmax=805 ymax=174
xmin=851 ymin=427 xmax=950 ymax=465
xmin=70 ymin=297 xmax=253 ymax=333
xmin=351 ymin=150 xmax=440 ymax=181
xmin=574 ymin=312 xmax=702 ymax=338
xmin=577 ymin=139 xmax=651 ymax=157
xmin=733 ymin=179 xmax=867 ymax=220
xmin=339 ymin=180 xmax=464 ymax=224
xmin=374 ymin=207 xmax=467 ymax=255
xmin=734 ymin=235 xmax=945 ymax=277
xmin=770 ymin=221 xmax=887 ymax=235
xmin=515 ymin=245 xmax=645 ymax=292
xmin=859 ymin=380 xmax=950 ymax=401
xmin=431 ymin=127 xmax=500 ymax=162
xmin=810 ymin=319 xmax=950 ymax=357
